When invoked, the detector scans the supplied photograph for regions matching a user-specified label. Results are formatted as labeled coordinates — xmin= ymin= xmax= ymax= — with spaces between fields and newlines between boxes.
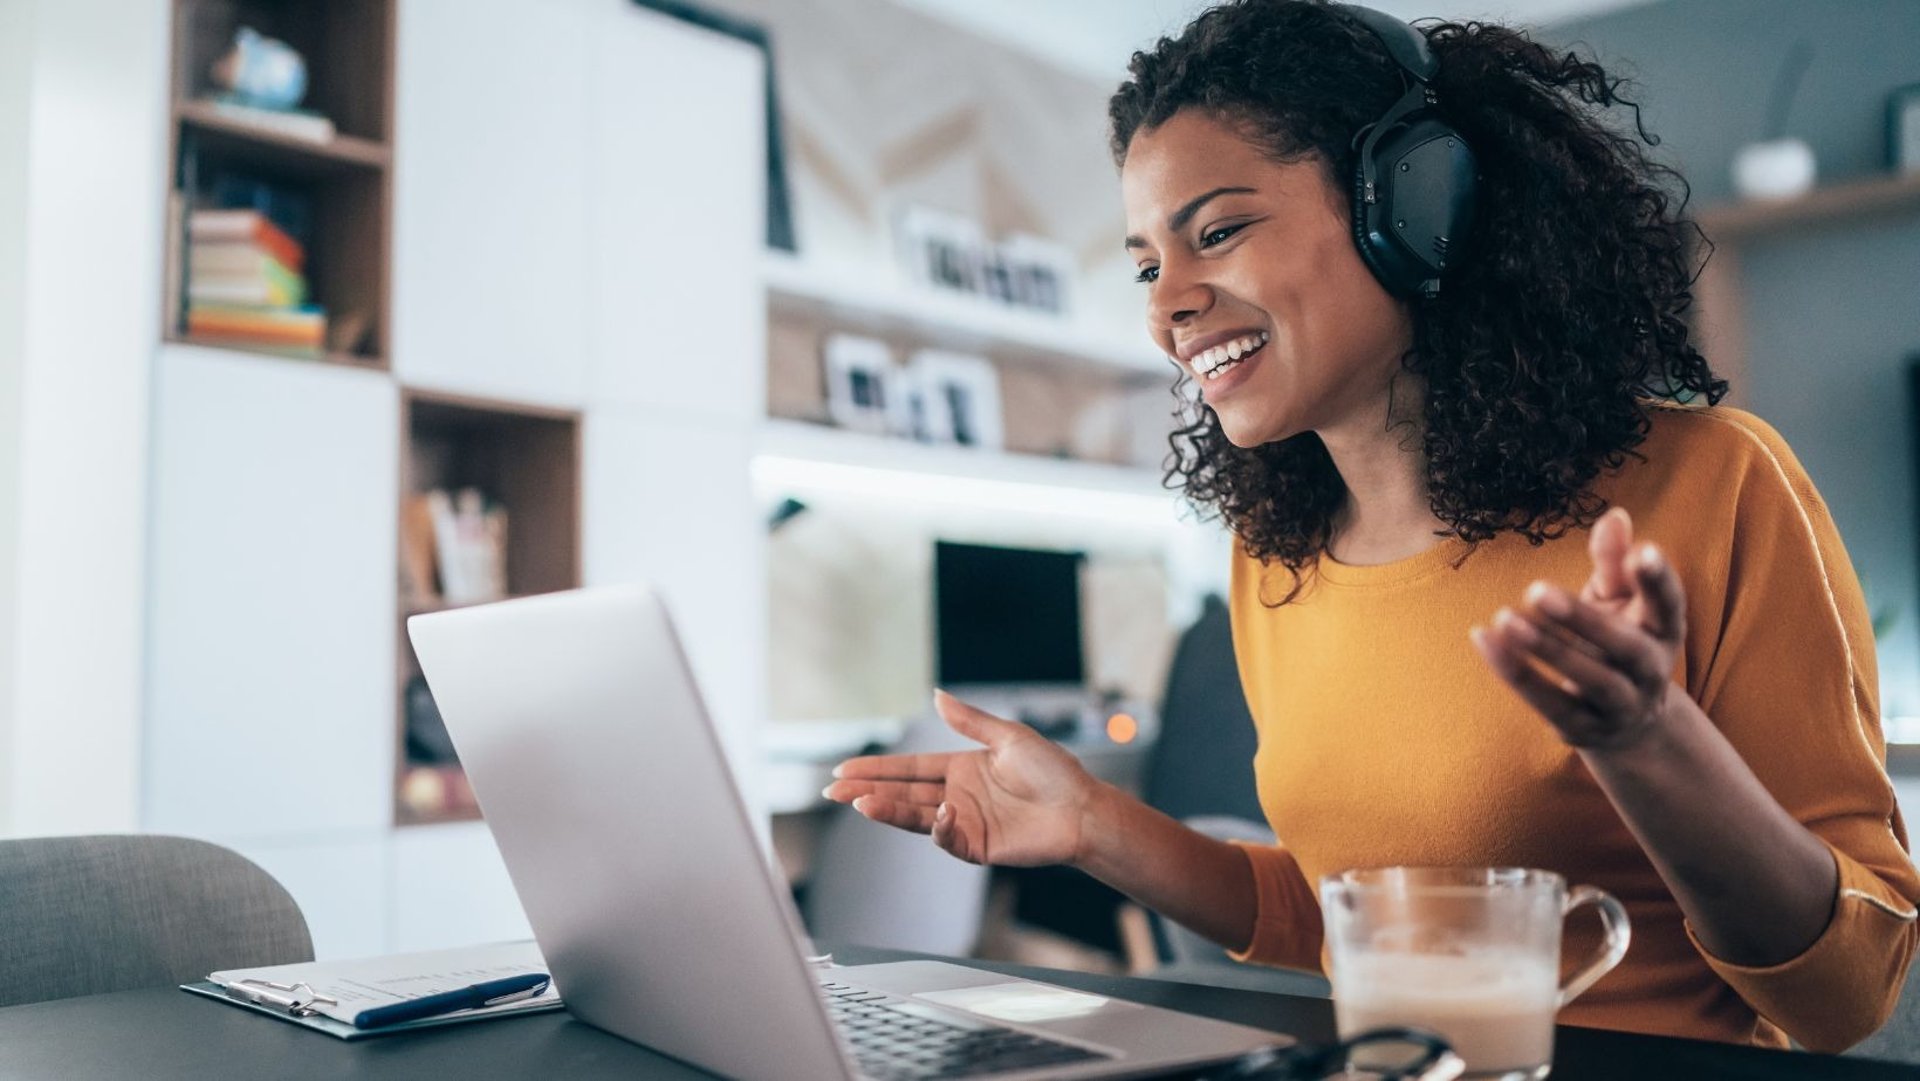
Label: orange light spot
xmin=1106 ymin=713 xmax=1138 ymax=744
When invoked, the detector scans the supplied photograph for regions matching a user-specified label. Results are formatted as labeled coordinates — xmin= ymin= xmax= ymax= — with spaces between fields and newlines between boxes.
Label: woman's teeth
xmin=1195 ymin=331 xmax=1269 ymax=380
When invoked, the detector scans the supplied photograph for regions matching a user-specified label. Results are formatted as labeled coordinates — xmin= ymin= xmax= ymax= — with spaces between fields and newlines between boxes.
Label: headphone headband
xmin=1329 ymin=2 xmax=1438 ymax=83
xmin=1328 ymin=3 xmax=1478 ymax=299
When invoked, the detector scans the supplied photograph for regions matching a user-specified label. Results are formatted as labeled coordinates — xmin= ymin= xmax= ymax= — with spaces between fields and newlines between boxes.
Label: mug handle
xmin=1558 ymin=884 xmax=1631 ymax=1008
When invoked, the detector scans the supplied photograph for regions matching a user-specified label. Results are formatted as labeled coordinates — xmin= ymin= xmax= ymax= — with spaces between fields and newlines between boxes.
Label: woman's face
xmin=1121 ymin=109 xmax=1414 ymax=448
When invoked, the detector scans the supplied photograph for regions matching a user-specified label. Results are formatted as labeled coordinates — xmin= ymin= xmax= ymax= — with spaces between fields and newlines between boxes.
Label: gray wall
xmin=1551 ymin=0 xmax=1920 ymax=721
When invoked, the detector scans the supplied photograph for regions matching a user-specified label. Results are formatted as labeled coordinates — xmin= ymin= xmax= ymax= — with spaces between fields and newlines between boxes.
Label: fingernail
xmin=853 ymin=796 xmax=869 ymax=812
xmin=820 ymin=785 xmax=836 ymax=800
xmin=936 ymin=802 xmax=950 ymax=821
xmin=831 ymin=764 xmax=844 ymax=778
xmin=1495 ymin=608 xmax=1533 ymax=642
xmin=1528 ymin=582 xmax=1570 ymax=616
xmin=1639 ymin=545 xmax=1663 ymax=571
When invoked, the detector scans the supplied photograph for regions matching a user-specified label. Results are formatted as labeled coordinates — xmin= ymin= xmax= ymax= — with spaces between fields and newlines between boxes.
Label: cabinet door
xmin=145 ymin=346 xmax=398 ymax=838
xmin=226 ymin=832 xmax=391 ymax=961
xmin=586 ymin=4 xmax=766 ymax=424
xmin=582 ymin=410 xmax=765 ymax=816
xmin=390 ymin=821 xmax=531 ymax=952
xmin=392 ymin=0 xmax=592 ymax=406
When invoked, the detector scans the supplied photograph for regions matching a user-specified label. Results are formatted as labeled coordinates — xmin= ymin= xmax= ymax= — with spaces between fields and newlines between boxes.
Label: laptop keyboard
xmin=820 ymin=981 xmax=1110 ymax=1080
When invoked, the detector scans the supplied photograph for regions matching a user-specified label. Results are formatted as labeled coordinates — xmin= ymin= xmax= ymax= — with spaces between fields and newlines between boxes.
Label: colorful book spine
xmin=187 ymin=209 xmax=306 ymax=272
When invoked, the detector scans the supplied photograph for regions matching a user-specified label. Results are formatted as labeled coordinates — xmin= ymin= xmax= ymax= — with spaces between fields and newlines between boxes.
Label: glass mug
xmin=1320 ymin=867 xmax=1631 ymax=1080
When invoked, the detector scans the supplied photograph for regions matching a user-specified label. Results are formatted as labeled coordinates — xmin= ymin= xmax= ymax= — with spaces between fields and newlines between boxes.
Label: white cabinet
xmin=392 ymin=0 xmax=593 ymax=406
xmin=583 ymin=410 xmax=765 ymax=811
xmin=145 ymin=346 xmax=399 ymax=838
xmin=587 ymin=5 xmax=767 ymax=423
xmin=390 ymin=821 xmax=532 ymax=952
xmin=227 ymin=832 xmax=392 ymax=961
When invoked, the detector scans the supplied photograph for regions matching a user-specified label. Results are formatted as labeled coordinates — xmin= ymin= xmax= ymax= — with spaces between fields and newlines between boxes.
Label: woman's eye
xmin=1134 ymin=265 xmax=1159 ymax=284
xmin=1200 ymin=224 xmax=1244 ymax=247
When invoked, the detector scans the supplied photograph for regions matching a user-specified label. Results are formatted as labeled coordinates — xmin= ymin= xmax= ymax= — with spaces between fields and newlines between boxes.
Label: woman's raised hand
xmin=1472 ymin=505 xmax=1688 ymax=751
xmin=823 ymin=690 xmax=1098 ymax=867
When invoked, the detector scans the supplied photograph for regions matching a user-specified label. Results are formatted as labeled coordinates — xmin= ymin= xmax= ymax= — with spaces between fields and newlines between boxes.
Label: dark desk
xmin=0 ymin=946 xmax=1911 ymax=1080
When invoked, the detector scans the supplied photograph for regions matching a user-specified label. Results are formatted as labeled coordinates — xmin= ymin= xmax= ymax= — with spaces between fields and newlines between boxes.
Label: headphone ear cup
xmin=1352 ymin=117 xmax=1477 ymax=298
xmin=1350 ymin=137 xmax=1409 ymax=296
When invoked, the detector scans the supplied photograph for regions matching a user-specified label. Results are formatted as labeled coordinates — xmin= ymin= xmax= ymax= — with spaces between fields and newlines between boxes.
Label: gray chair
xmin=803 ymin=719 xmax=993 ymax=957
xmin=1848 ymin=951 xmax=1920 ymax=1064
xmin=1137 ymin=596 xmax=1330 ymax=998
xmin=0 ymin=834 xmax=312 ymax=1007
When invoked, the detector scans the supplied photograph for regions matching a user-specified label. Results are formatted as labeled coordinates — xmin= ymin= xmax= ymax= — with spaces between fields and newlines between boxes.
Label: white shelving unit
xmin=142 ymin=0 xmax=771 ymax=960
xmin=762 ymin=250 xmax=1168 ymax=380
xmin=754 ymin=418 xmax=1185 ymax=528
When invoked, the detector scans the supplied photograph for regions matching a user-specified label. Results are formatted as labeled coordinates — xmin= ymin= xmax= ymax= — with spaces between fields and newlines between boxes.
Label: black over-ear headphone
xmin=1331 ymin=3 xmax=1479 ymax=299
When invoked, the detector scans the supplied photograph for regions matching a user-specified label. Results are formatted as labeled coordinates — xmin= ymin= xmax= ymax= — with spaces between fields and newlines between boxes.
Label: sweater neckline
xmin=1315 ymin=533 xmax=1475 ymax=587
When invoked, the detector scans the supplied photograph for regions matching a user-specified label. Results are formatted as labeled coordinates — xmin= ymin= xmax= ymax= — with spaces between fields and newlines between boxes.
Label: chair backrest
xmin=1849 ymin=951 xmax=1920 ymax=1064
xmin=803 ymin=719 xmax=992 ymax=957
xmin=1142 ymin=594 xmax=1264 ymax=824
xmin=0 ymin=834 xmax=312 ymax=1007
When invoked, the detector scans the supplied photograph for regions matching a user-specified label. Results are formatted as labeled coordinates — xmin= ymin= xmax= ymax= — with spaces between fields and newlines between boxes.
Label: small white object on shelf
xmin=1732 ymin=137 xmax=1816 ymax=201
xmin=762 ymin=251 xmax=1168 ymax=379
xmin=906 ymin=349 xmax=1002 ymax=451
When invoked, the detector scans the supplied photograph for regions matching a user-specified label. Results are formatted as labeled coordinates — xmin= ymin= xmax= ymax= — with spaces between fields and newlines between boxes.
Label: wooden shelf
xmin=164 ymin=332 xmax=384 ymax=370
xmin=763 ymin=251 xmax=1169 ymax=381
xmin=396 ymin=396 xmax=583 ymax=828
xmin=1693 ymin=170 xmax=1920 ymax=240
xmin=177 ymin=100 xmax=390 ymax=175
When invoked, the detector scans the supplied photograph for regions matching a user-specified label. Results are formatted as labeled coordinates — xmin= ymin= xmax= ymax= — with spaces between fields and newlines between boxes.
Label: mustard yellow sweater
xmin=1226 ymin=403 xmax=1919 ymax=1052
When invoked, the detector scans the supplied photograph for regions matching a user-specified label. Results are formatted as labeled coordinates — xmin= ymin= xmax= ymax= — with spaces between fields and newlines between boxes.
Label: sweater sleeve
xmin=1683 ymin=412 xmax=1920 ymax=1052
xmin=1224 ymin=840 xmax=1326 ymax=973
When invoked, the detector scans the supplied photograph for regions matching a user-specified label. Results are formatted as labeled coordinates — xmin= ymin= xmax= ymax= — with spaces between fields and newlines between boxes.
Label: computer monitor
xmin=934 ymin=540 xmax=1085 ymax=688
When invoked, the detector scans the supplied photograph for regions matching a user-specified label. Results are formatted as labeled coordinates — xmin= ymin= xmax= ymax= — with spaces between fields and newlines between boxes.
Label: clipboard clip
xmin=225 ymin=978 xmax=340 ymax=1017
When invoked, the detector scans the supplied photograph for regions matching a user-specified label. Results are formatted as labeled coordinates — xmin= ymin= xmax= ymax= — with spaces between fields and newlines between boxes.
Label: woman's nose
xmin=1147 ymin=261 xmax=1212 ymax=331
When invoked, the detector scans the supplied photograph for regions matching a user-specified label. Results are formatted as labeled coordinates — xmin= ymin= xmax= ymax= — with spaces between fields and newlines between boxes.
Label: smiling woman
xmin=826 ymin=0 xmax=1920 ymax=1059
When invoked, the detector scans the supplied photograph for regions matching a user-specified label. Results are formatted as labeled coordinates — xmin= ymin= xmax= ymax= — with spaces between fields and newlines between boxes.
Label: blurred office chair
xmin=0 ymin=834 xmax=312 ymax=1007
xmin=1133 ymin=595 xmax=1332 ymax=999
xmin=1142 ymin=593 xmax=1263 ymax=825
xmin=1850 ymin=957 xmax=1920 ymax=1064
xmin=803 ymin=718 xmax=993 ymax=957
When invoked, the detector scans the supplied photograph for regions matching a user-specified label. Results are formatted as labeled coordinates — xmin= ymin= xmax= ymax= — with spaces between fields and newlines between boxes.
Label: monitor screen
xmin=935 ymin=541 xmax=1086 ymax=686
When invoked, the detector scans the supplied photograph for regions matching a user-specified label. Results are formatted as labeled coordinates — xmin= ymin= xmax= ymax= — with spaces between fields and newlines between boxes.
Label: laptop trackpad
xmin=913 ymin=983 xmax=1141 ymax=1024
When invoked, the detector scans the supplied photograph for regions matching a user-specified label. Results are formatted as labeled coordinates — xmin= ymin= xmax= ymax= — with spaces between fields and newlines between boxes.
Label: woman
xmin=825 ymin=0 xmax=1918 ymax=1052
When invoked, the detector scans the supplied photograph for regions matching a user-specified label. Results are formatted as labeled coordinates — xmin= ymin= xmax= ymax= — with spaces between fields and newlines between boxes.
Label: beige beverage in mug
xmin=1321 ymin=868 xmax=1630 ymax=1080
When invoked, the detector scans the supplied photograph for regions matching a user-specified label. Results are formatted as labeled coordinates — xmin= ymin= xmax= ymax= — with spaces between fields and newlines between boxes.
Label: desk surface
xmin=1 ymin=946 xmax=1911 ymax=1080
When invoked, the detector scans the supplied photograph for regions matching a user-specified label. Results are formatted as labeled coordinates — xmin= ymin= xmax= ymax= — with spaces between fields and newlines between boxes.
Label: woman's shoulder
xmin=1614 ymin=400 xmax=1823 ymax=522
xmin=1638 ymin=399 xmax=1784 ymax=453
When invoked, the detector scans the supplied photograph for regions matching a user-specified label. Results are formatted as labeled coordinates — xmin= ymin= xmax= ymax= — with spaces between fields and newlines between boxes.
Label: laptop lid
xmin=408 ymin=584 xmax=852 ymax=1081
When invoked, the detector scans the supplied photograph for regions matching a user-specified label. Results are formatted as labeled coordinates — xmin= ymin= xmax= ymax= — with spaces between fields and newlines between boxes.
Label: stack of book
xmin=186 ymin=208 xmax=327 ymax=357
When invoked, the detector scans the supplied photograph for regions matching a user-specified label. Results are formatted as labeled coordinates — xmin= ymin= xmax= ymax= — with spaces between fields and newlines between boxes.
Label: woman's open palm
xmin=823 ymin=691 xmax=1096 ymax=867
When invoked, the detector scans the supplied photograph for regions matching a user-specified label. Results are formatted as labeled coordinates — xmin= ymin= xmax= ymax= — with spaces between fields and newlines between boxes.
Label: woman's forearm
xmin=1070 ymin=781 xmax=1261 ymax=952
xmin=1581 ymin=685 xmax=1838 ymax=966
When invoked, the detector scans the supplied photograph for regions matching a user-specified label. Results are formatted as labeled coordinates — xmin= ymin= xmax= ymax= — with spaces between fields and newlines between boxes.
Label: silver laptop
xmin=408 ymin=583 xmax=1286 ymax=1081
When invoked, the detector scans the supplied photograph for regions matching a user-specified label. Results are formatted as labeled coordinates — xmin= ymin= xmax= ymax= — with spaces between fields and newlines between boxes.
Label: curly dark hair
xmin=1108 ymin=0 xmax=1726 ymax=602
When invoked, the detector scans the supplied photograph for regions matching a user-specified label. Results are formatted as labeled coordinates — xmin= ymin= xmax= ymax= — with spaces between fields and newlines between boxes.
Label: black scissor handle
xmin=1203 ymin=1026 xmax=1465 ymax=1081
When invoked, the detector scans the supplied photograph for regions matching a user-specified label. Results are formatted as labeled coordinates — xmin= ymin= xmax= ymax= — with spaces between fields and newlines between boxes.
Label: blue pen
xmin=350 ymin=972 xmax=552 ymax=1030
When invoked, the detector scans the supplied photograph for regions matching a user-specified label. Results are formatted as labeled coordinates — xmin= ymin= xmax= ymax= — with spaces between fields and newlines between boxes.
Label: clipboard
xmin=179 ymin=940 xmax=564 ymax=1040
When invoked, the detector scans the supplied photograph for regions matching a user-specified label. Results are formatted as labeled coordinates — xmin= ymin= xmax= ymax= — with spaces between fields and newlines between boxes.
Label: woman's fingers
xmin=935 ymin=690 xmax=1029 ymax=750
xmin=1492 ymin=608 xmax=1640 ymax=718
xmin=1523 ymin=580 xmax=1671 ymax=685
xmin=931 ymin=797 xmax=986 ymax=864
xmin=1632 ymin=543 xmax=1686 ymax=641
xmin=851 ymin=794 xmax=938 ymax=834
xmin=1470 ymin=624 xmax=1599 ymax=734
xmin=1582 ymin=507 xmax=1635 ymax=603
xmin=832 ymin=750 xmax=954 ymax=782
xmin=823 ymin=778 xmax=944 ymax=806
